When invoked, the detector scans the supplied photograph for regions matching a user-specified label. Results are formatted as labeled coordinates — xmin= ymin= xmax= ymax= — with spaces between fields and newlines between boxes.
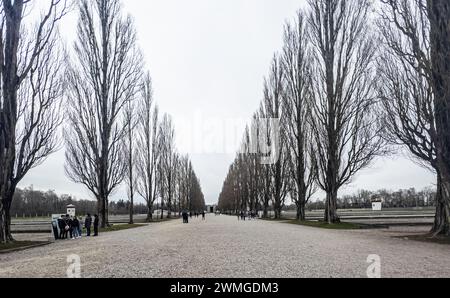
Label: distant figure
xmin=189 ymin=212 xmax=193 ymax=219
xmin=85 ymin=214 xmax=92 ymax=237
xmin=182 ymin=210 xmax=189 ymax=224
xmin=72 ymin=217 xmax=80 ymax=239
xmin=240 ymin=211 xmax=244 ymax=221
xmin=93 ymin=214 xmax=99 ymax=237
xmin=202 ymin=211 xmax=206 ymax=221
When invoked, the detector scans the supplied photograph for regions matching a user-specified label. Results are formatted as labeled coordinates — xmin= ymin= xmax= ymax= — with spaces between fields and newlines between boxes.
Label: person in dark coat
xmin=182 ymin=210 xmax=188 ymax=224
xmin=58 ymin=216 xmax=66 ymax=239
xmin=72 ymin=217 xmax=80 ymax=239
xmin=66 ymin=215 xmax=74 ymax=239
xmin=85 ymin=214 xmax=92 ymax=236
xmin=202 ymin=211 xmax=206 ymax=221
xmin=93 ymin=214 xmax=99 ymax=236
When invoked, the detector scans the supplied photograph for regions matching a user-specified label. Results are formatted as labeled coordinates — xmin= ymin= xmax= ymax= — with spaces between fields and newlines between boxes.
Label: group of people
xmin=237 ymin=211 xmax=258 ymax=221
xmin=181 ymin=210 xmax=206 ymax=223
xmin=55 ymin=214 xmax=99 ymax=240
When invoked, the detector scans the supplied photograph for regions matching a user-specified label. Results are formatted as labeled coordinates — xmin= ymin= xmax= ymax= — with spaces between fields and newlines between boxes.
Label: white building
xmin=66 ymin=204 xmax=76 ymax=217
xmin=371 ymin=198 xmax=383 ymax=211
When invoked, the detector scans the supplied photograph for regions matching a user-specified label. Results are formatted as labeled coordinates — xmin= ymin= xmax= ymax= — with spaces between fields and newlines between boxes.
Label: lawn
xmin=261 ymin=218 xmax=291 ymax=222
xmin=0 ymin=241 xmax=49 ymax=253
xmin=286 ymin=220 xmax=362 ymax=230
xmin=99 ymin=224 xmax=147 ymax=233
xmin=395 ymin=234 xmax=450 ymax=245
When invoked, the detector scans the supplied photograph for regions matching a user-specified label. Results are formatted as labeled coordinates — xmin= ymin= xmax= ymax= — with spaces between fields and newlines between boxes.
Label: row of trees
xmin=63 ymin=0 xmax=206 ymax=226
xmin=0 ymin=0 xmax=205 ymax=243
xmin=218 ymin=0 xmax=450 ymax=236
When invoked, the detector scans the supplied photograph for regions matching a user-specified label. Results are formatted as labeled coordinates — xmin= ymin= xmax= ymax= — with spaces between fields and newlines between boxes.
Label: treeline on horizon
xmin=10 ymin=186 xmax=208 ymax=218
xmin=11 ymin=185 xmax=436 ymax=218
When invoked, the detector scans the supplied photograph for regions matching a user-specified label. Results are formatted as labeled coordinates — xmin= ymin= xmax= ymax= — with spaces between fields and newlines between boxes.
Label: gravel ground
xmin=0 ymin=215 xmax=449 ymax=278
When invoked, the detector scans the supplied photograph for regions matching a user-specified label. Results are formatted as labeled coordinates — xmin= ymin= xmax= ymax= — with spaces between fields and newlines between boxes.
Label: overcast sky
xmin=18 ymin=0 xmax=436 ymax=205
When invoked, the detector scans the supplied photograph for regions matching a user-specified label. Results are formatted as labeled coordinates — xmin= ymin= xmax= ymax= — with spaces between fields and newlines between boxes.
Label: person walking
xmin=85 ymin=214 xmax=92 ymax=237
xmin=93 ymin=214 xmax=99 ymax=237
xmin=202 ymin=211 xmax=206 ymax=221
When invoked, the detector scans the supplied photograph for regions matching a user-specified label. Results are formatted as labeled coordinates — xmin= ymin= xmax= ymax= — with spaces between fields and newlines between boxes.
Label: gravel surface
xmin=0 ymin=215 xmax=449 ymax=278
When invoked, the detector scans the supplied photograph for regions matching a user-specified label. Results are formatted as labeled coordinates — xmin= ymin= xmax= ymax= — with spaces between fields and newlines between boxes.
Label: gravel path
xmin=0 ymin=215 xmax=449 ymax=278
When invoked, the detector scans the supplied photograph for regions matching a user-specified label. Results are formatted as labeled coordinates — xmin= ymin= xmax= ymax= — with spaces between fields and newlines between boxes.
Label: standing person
xmin=65 ymin=215 xmax=73 ymax=239
xmin=58 ymin=215 xmax=66 ymax=239
xmin=72 ymin=217 xmax=80 ymax=239
xmin=93 ymin=214 xmax=99 ymax=237
xmin=78 ymin=217 xmax=83 ymax=237
xmin=182 ymin=210 xmax=188 ymax=224
xmin=85 ymin=214 xmax=92 ymax=237
xmin=202 ymin=211 xmax=205 ymax=221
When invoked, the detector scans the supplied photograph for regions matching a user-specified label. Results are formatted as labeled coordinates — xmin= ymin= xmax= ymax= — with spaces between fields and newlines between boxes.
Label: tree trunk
xmin=432 ymin=174 xmax=450 ymax=236
xmin=160 ymin=197 xmax=164 ymax=220
xmin=4 ymin=195 xmax=14 ymax=242
xmin=129 ymin=193 xmax=134 ymax=225
xmin=146 ymin=204 xmax=153 ymax=222
xmin=274 ymin=198 xmax=282 ymax=220
xmin=325 ymin=189 xmax=340 ymax=224
xmin=263 ymin=196 xmax=269 ymax=219
xmin=0 ymin=207 xmax=6 ymax=244
xmin=429 ymin=0 xmax=450 ymax=237
xmin=296 ymin=201 xmax=306 ymax=221
xmin=98 ymin=197 xmax=107 ymax=229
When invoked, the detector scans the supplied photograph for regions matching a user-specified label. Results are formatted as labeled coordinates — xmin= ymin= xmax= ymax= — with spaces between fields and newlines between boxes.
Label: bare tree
xmin=159 ymin=114 xmax=176 ymax=218
xmin=0 ymin=0 xmax=69 ymax=243
xmin=378 ymin=0 xmax=449 ymax=235
xmin=263 ymin=56 xmax=290 ymax=219
xmin=64 ymin=0 xmax=142 ymax=228
xmin=427 ymin=0 xmax=450 ymax=236
xmin=308 ymin=0 xmax=386 ymax=223
xmin=136 ymin=74 xmax=160 ymax=222
xmin=122 ymin=91 xmax=138 ymax=225
xmin=281 ymin=10 xmax=318 ymax=221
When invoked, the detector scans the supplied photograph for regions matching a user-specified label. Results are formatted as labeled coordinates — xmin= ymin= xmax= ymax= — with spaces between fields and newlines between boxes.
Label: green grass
xmin=395 ymin=234 xmax=450 ymax=245
xmin=145 ymin=217 xmax=178 ymax=223
xmin=261 ymin=218 xmax=291 ymax=222
xmin=99 ymin=224 xmax=147 ymax=233
xmin=0 ymin=241 xmax=48 ymax=252
xmin=286 ymin=220 xmax=362 ymax=230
